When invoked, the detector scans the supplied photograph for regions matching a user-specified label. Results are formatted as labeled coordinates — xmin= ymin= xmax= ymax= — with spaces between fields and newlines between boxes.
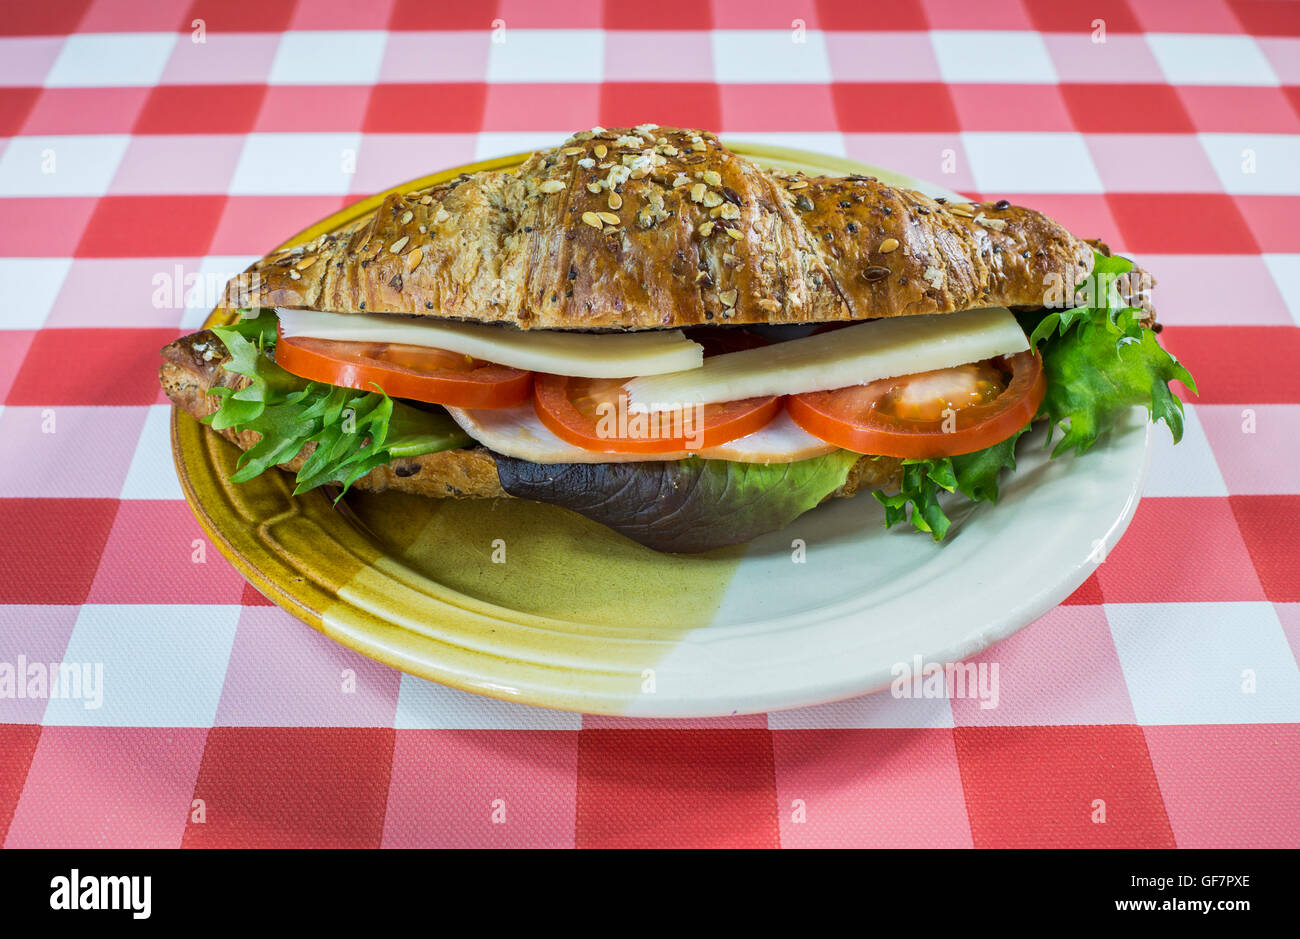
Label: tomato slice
xmin=786 ymin=351 xmax=1046 ymax=459
xmin=533 ymin=374 xmax=780 ymax=454
xmin=274 ymin=324 xmax=532 ymax=409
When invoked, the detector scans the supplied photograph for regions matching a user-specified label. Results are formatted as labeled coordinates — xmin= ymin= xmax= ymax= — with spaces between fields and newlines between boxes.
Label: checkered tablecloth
xmin=1 ymin=0 xmax=1297 ymax=850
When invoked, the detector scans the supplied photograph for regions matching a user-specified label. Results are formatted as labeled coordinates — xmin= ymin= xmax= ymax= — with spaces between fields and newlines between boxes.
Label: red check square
xmin=605 ymin=0 xmax=709 ymax=28
xmin=7 ymin=328 xmax=179 ymax=407
xmin=1060 ymin=83 xmax=1195 ymax=134
xmin=364 ymin=83 xmax=488 ymax=133
xmin=1229 ymin=0 xmax=1300 ymax=35
xmin=950 ymin=84 xmax=1074 ymax=132
xmin=1157 ymin=325 xmax=1300 ymax=405
xmin=0 ymin=88 xmax=40 ymax=136
xmin=0 ymin=0 xmax=91 ymax=35
xmin=183 ymin=0 xmax=298 ymax=32
xmin=76 ymin=196 xmax=226 ymax=258
xmin=384 ymin=730 xmax=579 ymax=848
xmin=1177 ymin=86 xmax=1300 ymax=133
xmin=832 ymin=83 xmax=959 ymax=133
xmin=1229 ymin=496 xmax=1300 ymax=602
xmin=1236 ymin=195 xmax=1300 ymax=253
xmin=183 ymin=727 xmax=396 ymax=848
xmin=0 ymin=331 xmax=35 ymax=403
xmin=712 ymin=0 xmax=820 ymax=29
xmin=256 ymin=85 xmax=373 ymax=133
xmin=772 ymin=729 xmax=972 ymax=847
xmin=576 ymin=729 xmax=779 ymax=848
xmin=481 ymin=83 xmax=597 ymax=132
xmin=20 ymin=87 xmax=149 ymax=135
xmin=815 ymin=0 xmax=928 ymax=30
xmin=954 ymin=725 xmax=1175 ymax=848
xmin=135 ymin=85 xmax=267 ymax=135
xmin=0 ymin=198 xmax=100 ymax=257
xmin=79 ymin=0 xmax=191 ymax=31
xmin=1106 ymin=193 xmax=1260 ymax=255
xmin=209 ymin=196 xmax=346 ymax=256
xmin=720 ymin=84 xmax=837 ymax=131
xmin=599 ymin=83 xmax=722 ymax=134
xmin=1145 ymin=723 xmax=1300 ymax=847
xmin=0 ymin=499 xmax=119 ymax=604
xmin=0 ymin=725 xmax=42 ymax=846
xmin=1063 ymin=571 xmax=1105 ymax=605
xmin=1025 ymin=0 xmax=1141 ymax=32
xmin=289 ymin=0 xmax=395 ymax=30
xmin=87 ymin=501 xmax=248 ymax=604
xmin=1097 ymin=497 xmax=1266 ymax=603
xmin=389 ymin=0 xmax=497 ymax=29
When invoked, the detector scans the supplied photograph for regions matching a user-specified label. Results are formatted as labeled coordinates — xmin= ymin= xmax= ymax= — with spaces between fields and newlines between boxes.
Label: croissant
xmin=225 ymin=125 xmax=1095 ymax=329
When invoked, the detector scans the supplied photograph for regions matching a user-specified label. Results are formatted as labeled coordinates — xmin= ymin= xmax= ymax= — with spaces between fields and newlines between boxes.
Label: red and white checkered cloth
xmin=1 ymin=0 xmax=1298 ymax=849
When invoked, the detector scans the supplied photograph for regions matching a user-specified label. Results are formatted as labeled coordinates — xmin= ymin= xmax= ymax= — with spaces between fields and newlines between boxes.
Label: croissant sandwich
xmin=160 ymin=126 xmax=1195 ymax=552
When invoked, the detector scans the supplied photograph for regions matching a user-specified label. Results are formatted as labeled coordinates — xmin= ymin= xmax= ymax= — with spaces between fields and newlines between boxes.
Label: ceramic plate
xmin=172 ymin=144 xmax=1151 ymax=717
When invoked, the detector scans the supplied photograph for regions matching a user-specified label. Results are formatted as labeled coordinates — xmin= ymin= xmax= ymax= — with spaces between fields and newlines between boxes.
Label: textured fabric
xmin=1 ymin=0 xmax=1298 ymax=849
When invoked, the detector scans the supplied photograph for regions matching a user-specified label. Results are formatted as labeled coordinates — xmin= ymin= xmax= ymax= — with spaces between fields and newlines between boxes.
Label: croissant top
xmin=224 ymin=126 xmax=1095 ymax=331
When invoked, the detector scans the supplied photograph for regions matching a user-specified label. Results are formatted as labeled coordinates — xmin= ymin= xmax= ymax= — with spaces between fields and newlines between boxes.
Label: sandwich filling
xmin=195 ymin=248 xmax=1194 ymax=550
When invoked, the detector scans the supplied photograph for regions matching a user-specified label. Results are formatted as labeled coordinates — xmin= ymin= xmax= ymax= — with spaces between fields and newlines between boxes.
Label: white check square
xmin=120 ymin=405 xmax=185 ymax=501
xmin=268 ymin=31 xmax=388 ymax=85
xmin=181 ymin=255 xmax=260 ymax=329
xmin=1146 ymin=33 xmax=1278 ymax=86
xmin=474 ymin=131 xmax=576 ymax=161
xmin=230 ymin=132 xmax=361 ymax=195
xmin=963 ymin=131 xmax=1103 ymax=193
xmin=44 ymin=32 xmax=178 ymax=87
xmin=1107 ymin=602 xmax=1300 ymax=725
xmin=0 ymin=258 xmax=71 ymax=330
xmin=711 ymin=29 xmax=832 ymax=84
xmin=42 ymin=604 xmax=241 ymax=727
xmin=0 ymin=135 xmax=130 ymax=197
xmin=486 ymin=29 xmax=605 ymax=83
xmin=768 ymin=691 xmax=954 ymax=729
xmin=1141 ymin=404 xmax=1228 ymax=498
xmin=930 ymin=30 xmax=1058 ymax=84
xmin=395 ymin=674 xmax=581 ymax=729
xmin=1263 ymin=254 xmax=1300 ymax=327
xmin=1199 ymin=133 xmax=1300 ymax=195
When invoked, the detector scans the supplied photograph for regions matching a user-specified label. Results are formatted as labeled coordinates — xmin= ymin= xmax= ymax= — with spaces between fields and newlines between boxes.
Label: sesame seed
xmin=581 ymin=211 xmax=603 ymax=230
xmin=594 ymin=144 xmax=607 ymax=159
xmin=294 ymin=257 xmax=316 ymax=271
xmin=389 ymin=236 xmax=409 ymax=253
xmin=587 ymin=182 xmax=602 ymax=194
xmin=726 ymin=228 xmax=743 ymax=241
xmin=879 ymin=237 xmax=899 ymax=253
xmin=788 ymin=180 xmax=809 ymax=190
xmin=399 ymin=210 xmax=413 ymax=225
xmin=419 ymin=195 xmax=433 ymax=205
xmin=597 ymin=211 xmax=620 ymax=226
xmin=539 ymin=180 xmax=566 ymax=194
xmin=405 ymin=247 xmax=423 ymax=271
xmin=607 ymin=192 xmax=623 ymax=210
xmin=562 ymin=146 xmax=585 ymax=156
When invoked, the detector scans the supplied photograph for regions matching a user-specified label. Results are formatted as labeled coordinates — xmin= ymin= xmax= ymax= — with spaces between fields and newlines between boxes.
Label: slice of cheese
xmin=276 ymin=308 xmax=703 ymax=378
xmin=624 ymin=306 xmax=1029 ymax=410
xmin=444 ymin=405 xmax=834 ymax=465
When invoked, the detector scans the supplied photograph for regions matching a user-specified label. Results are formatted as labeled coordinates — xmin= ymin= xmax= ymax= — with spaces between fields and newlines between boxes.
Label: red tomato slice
xmin=786 ymin=351 xmax=1046 ymax=459
xmin=275 ymin=324 xmax=532 ymax=409
xmin=532 ymin=374 xmax=781 ymax=454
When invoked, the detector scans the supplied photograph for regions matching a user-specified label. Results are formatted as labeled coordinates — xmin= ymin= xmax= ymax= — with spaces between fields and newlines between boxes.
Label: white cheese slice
xmin=444 ymin=405 xmax=834 ymax=465
xmin=275 ymin=308 xmax=703 ymax=378
xmin=623 ymin=306 xmax=1029 ymax=410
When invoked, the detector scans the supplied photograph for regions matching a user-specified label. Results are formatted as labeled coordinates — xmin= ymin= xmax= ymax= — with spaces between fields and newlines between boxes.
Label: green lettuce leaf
xmin=494 ymin=450 xmax=861 ymax=553
xmin=204 ymin=312 xmax=470 ymax=498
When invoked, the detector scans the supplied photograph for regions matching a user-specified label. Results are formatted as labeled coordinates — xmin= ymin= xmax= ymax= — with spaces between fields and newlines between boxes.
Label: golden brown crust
xmin=225 ymin=126 xmax=1095 ymax=330
xmin=159 ymin=329 xmax=900 ymax=500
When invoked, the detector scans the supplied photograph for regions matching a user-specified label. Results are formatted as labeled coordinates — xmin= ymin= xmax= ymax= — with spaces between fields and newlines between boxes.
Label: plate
xmin=172 ymin=144 xmax=1151 ymax=717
